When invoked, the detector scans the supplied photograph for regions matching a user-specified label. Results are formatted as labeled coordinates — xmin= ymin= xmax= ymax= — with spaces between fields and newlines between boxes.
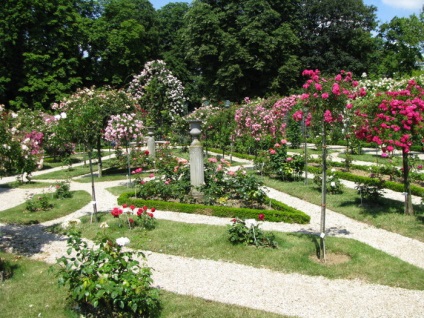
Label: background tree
xmin=0 ymin=0 xmax=87 ymax=110
xmin=83 ymin=0 xmax=159 ymax=87
xmin=157 ymin=2 xmax=198 ymax=105
xmin=181 ymin=0 xmax=301 ymax=102
xmin=299 ymin=0 xmax=378 ymax=75
xmin=373 ymin=14 xmax=424 ymax=78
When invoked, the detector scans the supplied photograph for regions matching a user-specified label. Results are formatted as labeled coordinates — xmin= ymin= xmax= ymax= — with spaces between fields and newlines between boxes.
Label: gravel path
xmin=1 ymin=155 xmax=424 ymax=317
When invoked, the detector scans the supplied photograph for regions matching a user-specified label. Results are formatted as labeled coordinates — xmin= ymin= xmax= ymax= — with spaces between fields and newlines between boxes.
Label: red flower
xmin=148 ymin=213 xmax=154 ymax=218
xmin=231 ymin=218 xmax=237 ymax=223
xmin=151 ymin=207 xmax=156 ymax=212
xmin=122 ymin=203 xmax=128 ymax=208
xmin=111 ymin=207 xmax=123 ymax=218
xmin=144 ymin=150 xmax=149 ymax=156
xmin=258 ymin=214 xmax=265 ymax=221
xmin=137 ymin=208 xmax=143 ymax=216
xmin=129 ymin=218 xmax=134 ymax=224
xmin=143 ymin=205 xmax=148 ymax=211
xmin=130 ymin=205 xmax=135 ymax=210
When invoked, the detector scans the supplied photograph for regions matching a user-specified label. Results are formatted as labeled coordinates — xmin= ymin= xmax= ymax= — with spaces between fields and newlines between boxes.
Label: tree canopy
xmin=1 ymin=0 xmax=423 ymax=109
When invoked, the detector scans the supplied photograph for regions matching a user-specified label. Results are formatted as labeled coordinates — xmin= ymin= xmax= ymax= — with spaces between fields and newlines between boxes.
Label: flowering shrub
xmin=228 ymin=215 xmax=277 ymax=248
xmin=110 ymin=204 xmax=157 ymax=230
xmin=128 ymin=60 xmax=187 ymax=137
xmin=25 ymin=194 xmax=53 ymax=212
xmin=56 ymin=231 xmax=161 ymax=317
xmin=254 ymin=140 xmax=304 ymax=181
xmin=104 ymin=113 xmax=144 ymax=147
xmin=0 ymin=106 xmax=45 ymax=178
xmin=353 ymin=79 xmax=424 ymax=214
xmin=201 ymin=159 xmax=267 ymax=208
xmin=53 ymin=181 xmax=72 ymax=199
xmin=313 ymin=172 xmax=343 ymax=194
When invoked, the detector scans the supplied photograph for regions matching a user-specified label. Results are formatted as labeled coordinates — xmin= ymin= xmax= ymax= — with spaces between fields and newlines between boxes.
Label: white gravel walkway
xmin=1 ymin=155 xmax=424 ymax=317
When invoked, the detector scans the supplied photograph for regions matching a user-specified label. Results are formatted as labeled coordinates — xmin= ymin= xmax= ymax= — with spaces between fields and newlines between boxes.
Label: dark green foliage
xmin=53 ymin=181 xmax=73 ymax=199
xmin=118 ymin=192 xmax=311 ymax=224
xmin=181 ymin=0 xmax=301 ymax=101
xmin=0 ymin=0 xmax=85 ymax=109
xmin=299 ymin=0 xmax=377 ymax=75
xmin=228 ymin=218 xmax=278 ymax=248
xmin=25 ymin=194 xmax=54 ymax=212
xmin=55 ymin=231 xmax=161 ymax=317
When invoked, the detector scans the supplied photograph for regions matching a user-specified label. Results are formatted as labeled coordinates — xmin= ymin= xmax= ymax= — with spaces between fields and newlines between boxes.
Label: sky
xmin=150 ymin=0 xmax=423 ymax=24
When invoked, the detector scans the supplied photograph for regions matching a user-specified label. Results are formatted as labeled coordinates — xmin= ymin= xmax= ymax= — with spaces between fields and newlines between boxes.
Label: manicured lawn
xmin=260 ymin=177 xmax=424 ymax=242
xmin=54 ymin=214 xmax=424 ymax=291
xmin=0 ymin=252 xmax=289 ymax=318
xmin=0 ymin=191 xmax=91 ymax=224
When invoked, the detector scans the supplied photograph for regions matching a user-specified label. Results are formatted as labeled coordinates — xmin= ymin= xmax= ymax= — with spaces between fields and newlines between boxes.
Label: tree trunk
xmin=402 ymin=150 xmax=414 ymax=215
xmin=88 ymin=150 xmax=98 ymax=223
xmin=97 ymin=136 xmax=103 ymax=178
xmin=320 ymin=124 xmax=327 ymax=261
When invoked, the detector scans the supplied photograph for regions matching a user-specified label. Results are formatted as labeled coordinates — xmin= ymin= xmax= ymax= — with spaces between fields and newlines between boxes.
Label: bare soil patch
xmin=310 ymin=252 xmax=351 ymax=265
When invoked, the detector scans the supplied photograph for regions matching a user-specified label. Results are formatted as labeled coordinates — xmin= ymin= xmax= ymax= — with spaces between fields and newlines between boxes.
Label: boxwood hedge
xmin=117 ymin=192 xmax=310 ymax=224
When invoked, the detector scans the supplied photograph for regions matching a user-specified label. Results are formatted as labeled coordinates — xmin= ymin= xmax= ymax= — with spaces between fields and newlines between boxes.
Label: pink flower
xmin=280 ymin=139 xmax=287 ymax=145
xmin=149 ymin=173 xmax=155 ymax=178
xmin=324 ymin=110 xmax=333 ymax=123
xmin=258 ymin=214 xmax=265 ymax=221
xmin=286 ymin=157 xmax=293 ymax=162
xmin=315 ymin=83 xmax=322 ymax=91
xmin=208 ymin=157 xmax=218 ymax=163
xmin=381 ymin=153 xmax=388 ymax=158
xmin=321 ymin=92 xmax=329 ymax=99
xmin=269 ymin=149 xmax=276 ymax=155
xmin=418 ymin=165 xmax=423 ymax=170
xmin=332 ymin=83 xmax=341 ymax=95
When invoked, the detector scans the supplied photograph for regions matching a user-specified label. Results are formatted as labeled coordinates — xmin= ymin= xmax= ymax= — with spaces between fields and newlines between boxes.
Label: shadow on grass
xmin=0 ymin=223 xmax=67 ymax=257
xmin=339 ymin=196 xmax=424 ymax=217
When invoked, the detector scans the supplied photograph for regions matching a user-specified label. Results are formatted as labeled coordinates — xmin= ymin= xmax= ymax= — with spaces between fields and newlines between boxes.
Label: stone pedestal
xmin=188 ymin=120 xmax=204 ymax=194
xmin=147 ymin=127 xmax=155 ymax=158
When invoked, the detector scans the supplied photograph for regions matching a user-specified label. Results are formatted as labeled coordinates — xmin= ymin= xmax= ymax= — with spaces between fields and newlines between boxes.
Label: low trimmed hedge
xmin=117 ymin=192 xmax=310 ymax=224
xmin=307 ymin=165 xmax=424 ymax=197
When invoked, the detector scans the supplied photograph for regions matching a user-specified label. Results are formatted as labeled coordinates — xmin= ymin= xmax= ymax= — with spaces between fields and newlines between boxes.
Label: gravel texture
xmin=1 ymin=155 xmax=424 ymax=317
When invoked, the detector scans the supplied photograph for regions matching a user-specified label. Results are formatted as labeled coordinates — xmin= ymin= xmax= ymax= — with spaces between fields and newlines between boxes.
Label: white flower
xmin=60 ymin=112 xmax=67 ymax=119
xmin=54 ymin=114 xmax=61 ymax=120
xmin=99 ymin=222 xmax=109 ymax=228
xmin=116 ymin=237 xmax=130 ymax=246
xmin=330 ymin=182 xmax=336 ymax=187
xmin=244 ymin=219 xmax=258 ymax=229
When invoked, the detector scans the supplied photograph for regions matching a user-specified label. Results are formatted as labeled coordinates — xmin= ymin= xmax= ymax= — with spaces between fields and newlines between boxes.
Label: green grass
xmin=260 ymin=177 xmax=424 ymax=242
xmin=32 ymin=165 xmax=97 ymax=180
xmin=0 ymin=181 xmax=53 ymax=189
xmin=0 ymin=251 xmax=289 ymax=318
xmin=106 ymin=185 xmax=133 ymax=196
xmin=0 ymin=191 xmax=91 ymax=225
xmin=63 ymin=214 xmax=424 ymax=291
xmin=337 ymin=152 xmax=406 ymax=164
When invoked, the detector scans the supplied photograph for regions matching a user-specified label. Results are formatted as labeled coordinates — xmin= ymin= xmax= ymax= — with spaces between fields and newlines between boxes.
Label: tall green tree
xmin=374 ymin=14 xmax=424 ymax=77
xmin=299 ymin=0 xmax=377 ymax=75
xmin=0 ymin=0 xmax=87 ymax=110
xmin=181 ymin=0 xmax=301 ymax=102
xmin=157 ymin=3 xmax=197 ymax=104
xmin=83 ymin=0 xmax=159 ymax=86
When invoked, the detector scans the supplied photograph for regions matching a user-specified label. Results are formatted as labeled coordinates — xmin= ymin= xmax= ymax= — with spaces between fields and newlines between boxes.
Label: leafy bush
xmin=55 ymin=231 xmax=161 ymax=317
xmin=25 ymin=194 xmax=54 ymax=212
xmin=53 ymin=181 xmax=72 ymax=199
xmin=255 ymin=142 xmax=304 ymax=181
xmin=313 ymin=172 xmax=343 ymax=194
xmin=228 ymin=216 xmax=277 ymax=248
